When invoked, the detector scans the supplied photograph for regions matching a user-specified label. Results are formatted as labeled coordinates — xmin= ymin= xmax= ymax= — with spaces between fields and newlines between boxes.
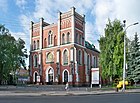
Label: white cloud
xmin=93 ymin=0 xmax=140 ymax=40
xmin=33 ymin=0 xmax=95 ymax=22
xmin=92 ymin=0 xmax=116 ymax=36
xmin=15 ymin=0 xmax=27 ymax=10
xmin=17 ymin=0 xmax=140 ymax=51
xmin=0 ymin=0 xmax=8 ymax=12
xmin=18 ymin=14 xmax=32 ymax=54
xmin=114 ymin=0 xmax=140 ymax=39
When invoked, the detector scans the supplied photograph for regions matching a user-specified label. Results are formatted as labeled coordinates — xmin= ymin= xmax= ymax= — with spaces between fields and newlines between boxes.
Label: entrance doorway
xmin=64 ymin=70 xmax=68 ymax=84
xmin=48 ymin=68 xmax=54 ymax=85
xmin=34 ymin=72 xmax=38 ymax=84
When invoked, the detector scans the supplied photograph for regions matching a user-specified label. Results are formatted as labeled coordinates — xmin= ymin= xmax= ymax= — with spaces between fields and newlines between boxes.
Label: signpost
xmin=91 ymin=68 xmax=99 ymax=88
xmin=37 ymin=76 xmax=40 ymax=82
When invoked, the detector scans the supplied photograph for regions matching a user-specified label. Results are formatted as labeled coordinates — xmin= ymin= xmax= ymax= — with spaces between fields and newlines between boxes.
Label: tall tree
xmin=127 ymin=36 xmax=136 ymax=83
xmin=99 ymin=19 xmax=124 ymax=83
xmin=128 ymin=32 xmax=140 ymax=84
xmin=0 ymin=24 xmax=27 ymax=84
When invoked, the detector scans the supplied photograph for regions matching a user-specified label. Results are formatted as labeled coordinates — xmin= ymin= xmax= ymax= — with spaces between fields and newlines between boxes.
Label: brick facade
xmin=29 ymin=7 xmax=99 ymax=86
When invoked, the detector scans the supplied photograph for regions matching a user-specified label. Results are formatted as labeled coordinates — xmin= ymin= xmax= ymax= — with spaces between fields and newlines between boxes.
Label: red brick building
xmin=29 ymin=7 xmax=99 ymax=86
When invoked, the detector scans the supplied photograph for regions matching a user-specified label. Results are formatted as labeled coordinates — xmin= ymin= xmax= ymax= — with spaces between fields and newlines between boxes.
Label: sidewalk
xmin=0 ymin=86 xmax=140 ymax=96
xmin=0 ymin=90 xmax=116 ymax=96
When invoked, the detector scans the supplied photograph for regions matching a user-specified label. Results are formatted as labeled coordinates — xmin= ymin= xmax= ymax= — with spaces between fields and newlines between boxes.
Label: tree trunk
xmin=110 ymin=76 xmax=113 ymax=85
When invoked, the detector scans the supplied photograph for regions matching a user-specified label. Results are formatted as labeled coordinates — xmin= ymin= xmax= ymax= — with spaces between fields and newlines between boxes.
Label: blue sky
xmin=0 ymin=0 xmax=140 ymax=66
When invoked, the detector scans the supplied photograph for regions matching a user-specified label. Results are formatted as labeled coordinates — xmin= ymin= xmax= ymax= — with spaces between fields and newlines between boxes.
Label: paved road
xmin=0 ymin=93 xmax=140 ymax=103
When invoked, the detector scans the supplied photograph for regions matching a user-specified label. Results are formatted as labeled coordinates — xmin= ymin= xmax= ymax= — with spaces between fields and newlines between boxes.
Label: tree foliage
xmin=127 ymin=33 xmax=140 ymax=84
xmin=0 ymin=24 xmax=28 ymax=84
xmin=99 ymin=19 xmax=124 ymax=82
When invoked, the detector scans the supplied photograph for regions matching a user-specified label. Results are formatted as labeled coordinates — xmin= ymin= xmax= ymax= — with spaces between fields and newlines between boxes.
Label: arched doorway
xmin=47 ymin=68 xmax=54 ymax=85
xmin=33 ymin=71 xmax=39 ymax=84
xmin=64 ymin=70 xmax=68 ymax=84
xmin=35 ymin=72 xmax=38 ymax=84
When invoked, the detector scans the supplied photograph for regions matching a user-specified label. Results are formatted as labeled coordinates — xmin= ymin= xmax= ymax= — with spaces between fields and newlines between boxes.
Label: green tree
xmin=0 ymin=24 xmax=27 ymax=84
xmin=127 ymin=32 xmax=140 ymax=84
xmin=99 ymin=19 xmax=124 ymax=83
xmin=127 ymin=36 xmax=136 ymax=83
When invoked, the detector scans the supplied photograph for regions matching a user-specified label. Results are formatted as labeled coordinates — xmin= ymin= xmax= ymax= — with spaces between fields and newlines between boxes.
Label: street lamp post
xmin=122 ymin=20 xmax=138 ymax=92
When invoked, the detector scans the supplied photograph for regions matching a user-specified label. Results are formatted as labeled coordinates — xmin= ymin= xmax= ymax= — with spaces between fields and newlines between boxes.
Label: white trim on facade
xmin=56 ymin=50 xmax=60 ymax=63
xmin=58 ymin=11 xmax=61 ymax=46
xmin=70 ymin=48 xmax=74 ymax=61
xmin=40 ymin=18 xmax=43 ymax=49
xmin=60 ymin=27 xmax=71 ymax=31
xmin=71 ymin=7 xmax=75 ymax=43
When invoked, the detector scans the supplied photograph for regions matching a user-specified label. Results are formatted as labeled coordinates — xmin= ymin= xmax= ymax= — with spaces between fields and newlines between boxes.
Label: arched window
xmin=63 ymin=49 xmax=68 ymax=65
xmin=48 ymin=31 xmax=53 ymax=46
xmin=79 ymin=35 xmax=82 ymax=45
xmin=33 ymin=41 xmax=36 ymax=50
xmin=46 ymin=52 xmax=54 ymax=63
xmin=51 ymin=34 xmax=53 ymax=44
xmin=48 ymin=34 xmax=50 ymax=45
xmin=87 ymin=55 xmax=90 ymax=74
xmin=62 ymin=33 xmax=65 ymax=44
xmin=33 ymin=54 xmax=38 ymax=67
xmin=78 ymin=50 xmax=82 ymax=65
xmin=67 ymin=32 xmax=70 ymax=43
xmin=76 ymin=33 xmax=79 ymax=44
xmin=37 ymin=40 xmax=39 ymax=49
xmin=54 ymin=36 xmax=57 ymax=46
xmin=44 ymin=38 xmax=47 ymax=48
xmin=94 ymin=56 xmax=96 ymax=68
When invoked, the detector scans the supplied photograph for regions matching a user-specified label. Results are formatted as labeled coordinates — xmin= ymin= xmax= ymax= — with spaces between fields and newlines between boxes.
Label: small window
xmin=48 ymin=35 xmax=50 ymax=45
xmin=46 ymin=52 xmax=54 ymax=63
xmin=48 ymin=31 xmax=53 ymax=46
xmin=87 ymin=55 xmax=90 ymax=73
xmin=62 ymin=33 xmax=65 ymax=44
xmin=33 ymin=41 xmax=36 ymax=50
xmin=34 ymin=54 xmax=38 ymax=67
xmin=79 ymin=35 xmax=82 ymax=45
xmin=44 ymin=38 xmax=47 ymax=48
xmin=67 ymin=32 xmax=70 ymax=43
xmin=51 ymin=34 xmax=53 ymax=44
xmin=78 ymin=50 xmax=82 ymax=65
xmin=63 ymin=50 xmax=68 ymax=65
xmin=76 ymin=33 xmax=79 ymax=44
xmin=37 ymin=40 xmax=39 ymax=49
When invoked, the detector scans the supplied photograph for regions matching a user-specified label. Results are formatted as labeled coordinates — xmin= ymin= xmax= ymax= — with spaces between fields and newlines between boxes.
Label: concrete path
xmin=0 ymin=85 xmax=140 ymax=96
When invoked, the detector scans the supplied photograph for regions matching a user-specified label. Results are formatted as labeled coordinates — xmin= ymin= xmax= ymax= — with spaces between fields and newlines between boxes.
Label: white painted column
xmin=40 ymin=18 xmax=43 ymax=49
xmin=39 ymin=18 xmax=44 ymax=76
xmin=71 ymin=7 xmax=75 ymax=43
xmin=58 ymin=11 xmax=61 ymax=46
xmin=56 ymin=50 xmax=59 ymax=63
xmin=74 ymin=47 xmax=79 ymax=82
xmin=84 ymin=51 xmax=88 ymax=82
xmin=70 ymin=48 xmax=74 ymax=61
